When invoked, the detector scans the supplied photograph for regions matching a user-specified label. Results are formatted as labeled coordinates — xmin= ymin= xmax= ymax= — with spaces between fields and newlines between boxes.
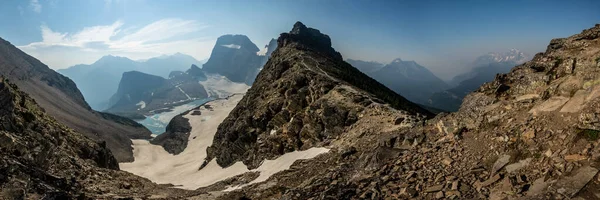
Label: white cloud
xmin=30 ymin=0 xmax=41 ymax=13
xmin=18 ymin=19 xmax=214 ymax=69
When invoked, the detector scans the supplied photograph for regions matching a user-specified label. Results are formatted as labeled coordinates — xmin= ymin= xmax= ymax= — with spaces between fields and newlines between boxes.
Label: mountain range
xmin=0 ymin=37 xmax=151 ymax=162
xmin=105 ymin=65 xmax=208 ymax=119
xmin=58 ymin=53 xmax=203 ymax=110
xmin=428 ymin=49 xmax=531 ymax=111
xmin=102 ymin=36 xmax=277 ymax=120
xmin=347 ymin=58 xmax=449 ymax=104
xmin=1 ymin=21 xmax=600 ymax=199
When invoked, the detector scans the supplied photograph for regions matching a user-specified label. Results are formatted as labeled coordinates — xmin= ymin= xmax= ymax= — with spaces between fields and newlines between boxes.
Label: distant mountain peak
xmin=257 ymin=38 xmax=277 ymax=56
xmin=474 ymin=48 xmax=531 ymax=66
xmin=95 ymin=54 xmax=133 ymax=64
xmin=278 ymin=21 xmax=342 ymax=60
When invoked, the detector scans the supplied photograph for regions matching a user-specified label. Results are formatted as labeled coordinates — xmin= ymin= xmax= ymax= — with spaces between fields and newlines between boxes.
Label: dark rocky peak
xmin=278 ymin=21 xmax=342 ymax=60
xmin=265 ymin=38 xmax=277 ymax=57
xmin=188 ymin=64 xmax=202 ymax=72
xmin=203 ymin=34 xmax=263 ymax=84
xmin=186 ymin=64 xmax=206 ymax=79
xmin=117 ymin=71 xmax=166 ymax=94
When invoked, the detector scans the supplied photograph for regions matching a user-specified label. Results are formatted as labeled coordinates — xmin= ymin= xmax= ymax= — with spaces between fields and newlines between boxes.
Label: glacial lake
xmin=136 ymin=98 xmax=214 ymax=135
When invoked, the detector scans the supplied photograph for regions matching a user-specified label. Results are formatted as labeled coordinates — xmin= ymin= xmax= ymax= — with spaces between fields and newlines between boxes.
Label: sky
xmin=1 ymin=0 xmax=599 ymax=80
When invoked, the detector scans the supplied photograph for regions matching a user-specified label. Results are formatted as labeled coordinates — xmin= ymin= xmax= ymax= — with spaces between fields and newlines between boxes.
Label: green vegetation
xmin=578 ymin=129 xmax=600 ymax=141
xmin=595 ymin=56 xmax=600 ymax=65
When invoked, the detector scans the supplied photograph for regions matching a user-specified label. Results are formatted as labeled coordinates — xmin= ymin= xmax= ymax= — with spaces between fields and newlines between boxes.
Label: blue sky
xmin=1 ymin=0 xmax=599 ymax=79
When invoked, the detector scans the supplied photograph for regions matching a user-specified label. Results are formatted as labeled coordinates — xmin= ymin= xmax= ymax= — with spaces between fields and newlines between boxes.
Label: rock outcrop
xmin=150 ymin=115 xmax=192 ymax=154
xmin=217 ymin=24 xmax=600 ymax=199
xmin=0 ymin=37 xmax=151 ymax=162
xmin=206 ymin=22 xmax=431 ymax=169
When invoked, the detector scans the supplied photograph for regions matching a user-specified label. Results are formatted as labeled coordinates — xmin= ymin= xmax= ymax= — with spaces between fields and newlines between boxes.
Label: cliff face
xmin=106 ymin=68 xmax=208 ymax=118
xmin=0 ymin=37 xmax=151 ymax=162
xmin=206 ymin=22 xmax=431 ymax=169
xmin=202 ymin=35 xmax=264 ymax=84
xmin=0 ymin=78 xmax=206 ymax=199
xmin=221 ymin=24 xmax=600 ymax=200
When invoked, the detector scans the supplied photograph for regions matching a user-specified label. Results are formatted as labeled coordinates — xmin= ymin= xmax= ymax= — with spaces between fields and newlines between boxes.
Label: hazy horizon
xmin=1 ymin=0 xmax=599 ymax=80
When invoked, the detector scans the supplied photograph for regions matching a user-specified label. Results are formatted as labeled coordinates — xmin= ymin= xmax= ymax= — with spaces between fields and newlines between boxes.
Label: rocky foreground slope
xmin=214 ymin=24 xmax=600 ymax=199
xmin=0 ymin=78 xmax=202 ymax=199
xmin=0 ymin=38 xmax=151 ymax=162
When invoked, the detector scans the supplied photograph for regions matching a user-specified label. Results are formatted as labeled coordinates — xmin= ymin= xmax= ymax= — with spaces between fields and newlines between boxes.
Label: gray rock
xmin=505 ymin=158 xmax=532 ymax=173
xmin=552 ymin=166 xmax=599 ymax=197
xmin=491 ymin=155 xmax=511 ymax=174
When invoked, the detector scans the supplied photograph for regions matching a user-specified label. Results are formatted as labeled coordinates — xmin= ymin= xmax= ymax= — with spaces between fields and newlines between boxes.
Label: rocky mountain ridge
xmin=0 ymin=37 xmax=151 ymax=162
xmin=220 ymin=23 xmax=600 ymax=199
xmin=205 ymin=22 xmax=431 ymax=170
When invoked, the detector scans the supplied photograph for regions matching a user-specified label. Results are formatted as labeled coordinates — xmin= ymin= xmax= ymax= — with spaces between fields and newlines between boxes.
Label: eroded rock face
xmin=150 ymin=115 xmax=192 ymax=154
xmin=207 ymin=22 xmax=431 ymax=169
xmin=213 ymin=24 xmax=600 ymax=199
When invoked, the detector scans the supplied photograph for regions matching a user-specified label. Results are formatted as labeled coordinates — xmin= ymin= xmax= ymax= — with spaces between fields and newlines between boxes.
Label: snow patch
xmin=136 ymin=101 xmax=146 ymax=110
xmin=256 ymin=46 xmax=268 ymax=56
xmin=176 ymin=85 xmax=192 ymax=100
xmin=200 ymin=74 xmax=250 ymax=98
xmin=221 ymin=44 xmax=241 ymax=49
xmin=120 ymin=95 xmax=329 ymax=190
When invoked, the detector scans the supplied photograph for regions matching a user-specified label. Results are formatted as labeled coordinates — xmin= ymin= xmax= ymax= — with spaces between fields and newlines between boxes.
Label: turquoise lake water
xmin=136 ymin=98 xmax=213 ymax=134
